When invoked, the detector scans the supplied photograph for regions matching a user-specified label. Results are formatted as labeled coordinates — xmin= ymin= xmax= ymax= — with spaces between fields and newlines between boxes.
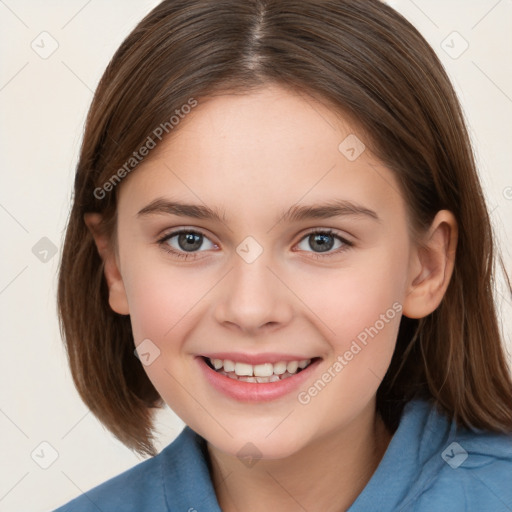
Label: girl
xmin=53 ymin=0 xmax=512 ymax=511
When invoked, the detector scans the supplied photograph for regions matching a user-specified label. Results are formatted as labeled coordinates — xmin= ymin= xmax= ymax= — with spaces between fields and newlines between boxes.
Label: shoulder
xmin=50 ymin=427 xmax=198 ymax=512
xmin=403 ymin=400 xmax=512 ymax=511
xmin=352 ymin=399 xmax=512 ymax=512
xmin=421 ymin=427 xmax=512 ymax=510
xmin=50 ymin=454 xmax=163 ymax=512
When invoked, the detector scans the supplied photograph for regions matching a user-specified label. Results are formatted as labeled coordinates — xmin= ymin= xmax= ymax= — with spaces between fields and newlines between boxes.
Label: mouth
xmin=202 ymin=356 xmax=317 ymax=383
xmin=197 ymin=354 xmax=322 ymax=402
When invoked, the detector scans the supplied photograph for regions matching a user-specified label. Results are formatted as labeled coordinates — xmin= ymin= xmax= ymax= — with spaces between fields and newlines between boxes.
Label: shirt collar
xmin=348 ymin=398 xmax=452 ymax=511
xmin=160 ymin=426 xmax=222 ymax=511
xmin=158 ymin=399 xmax=452 ymax=511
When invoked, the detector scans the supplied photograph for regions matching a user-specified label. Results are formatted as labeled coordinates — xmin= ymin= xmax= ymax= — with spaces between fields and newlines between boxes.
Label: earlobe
xmin=402 ymin=210 xmax=458 ymax=319
xmin=84 ymin=213 xmax=130 ymax=315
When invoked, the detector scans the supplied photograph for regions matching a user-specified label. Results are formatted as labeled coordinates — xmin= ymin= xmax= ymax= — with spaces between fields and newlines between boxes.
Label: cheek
xmin=294 ymin=244 xmax=407 ymax=403
xmin=327 ymin=282 xmax=401 ymax=391
xmin=122 ymin=260 xmax=211 ymax=422
xmin=300 ymin=245 xmax=407 ymax=343
xmin=123 ymin=257 xmax=209 ymax=343
xmin=339 ymin=256 xmax=407 ymax=393
xmin=296 ymin=270 xmax=403 ymax=422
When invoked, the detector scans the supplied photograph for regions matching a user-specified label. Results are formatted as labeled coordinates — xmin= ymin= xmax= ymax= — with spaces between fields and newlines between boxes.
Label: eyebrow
xmin=137 ymin=198 xmax=380 ymax=224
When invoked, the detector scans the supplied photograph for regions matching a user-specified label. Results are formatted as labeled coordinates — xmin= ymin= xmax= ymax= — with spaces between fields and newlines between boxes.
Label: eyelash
xmin=156 ymin=228 xmax=354 ymax=261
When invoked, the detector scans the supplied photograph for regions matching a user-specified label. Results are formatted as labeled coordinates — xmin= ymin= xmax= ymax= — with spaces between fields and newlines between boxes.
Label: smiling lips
xmin=206 ymin=357 xmax=312 ymax=383
xmin=198 ymin=354 xmax=321 ymax=402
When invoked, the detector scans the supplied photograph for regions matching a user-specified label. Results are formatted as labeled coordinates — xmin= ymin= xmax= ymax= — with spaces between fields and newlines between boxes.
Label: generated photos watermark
xmin=441 ymin=441 xmax=468 ymax=469
xmin=93 ymin=98 xmax=198 ymax=200
xmin=297 ymin=301 xmax=403 ymax=405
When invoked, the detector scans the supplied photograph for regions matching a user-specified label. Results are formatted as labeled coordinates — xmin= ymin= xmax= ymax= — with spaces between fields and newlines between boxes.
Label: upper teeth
xmin=209 ymin=358 xmax=311 ymax=377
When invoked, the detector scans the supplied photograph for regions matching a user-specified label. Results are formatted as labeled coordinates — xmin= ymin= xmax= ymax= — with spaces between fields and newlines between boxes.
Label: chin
xmin=217 ymin=437 xmax=305 ymax=462
xmin=200 ymin=421 xmax=312 ymax=462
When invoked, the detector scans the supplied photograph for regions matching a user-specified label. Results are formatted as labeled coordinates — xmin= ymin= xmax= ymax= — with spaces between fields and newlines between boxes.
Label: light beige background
xmin=0 ymin=1 xmax=511 ymax=511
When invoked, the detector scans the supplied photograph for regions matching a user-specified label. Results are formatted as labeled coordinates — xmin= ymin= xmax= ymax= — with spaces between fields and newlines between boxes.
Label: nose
xmin=213 ymin=251 xmax=294 ymax=335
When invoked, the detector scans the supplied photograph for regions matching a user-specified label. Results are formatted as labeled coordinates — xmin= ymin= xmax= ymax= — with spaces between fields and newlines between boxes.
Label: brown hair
xmin=57 ymin=0 xmax=512 ymax=457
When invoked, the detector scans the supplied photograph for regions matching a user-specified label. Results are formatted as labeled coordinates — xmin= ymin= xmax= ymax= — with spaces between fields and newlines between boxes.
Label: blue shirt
xmin=51 ymin=399 xmax=512 ymax=511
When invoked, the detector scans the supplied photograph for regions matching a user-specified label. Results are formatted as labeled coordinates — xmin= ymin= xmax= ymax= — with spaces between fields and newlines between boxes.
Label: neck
xmin=206 ymin=401 xmax=393 ymax=512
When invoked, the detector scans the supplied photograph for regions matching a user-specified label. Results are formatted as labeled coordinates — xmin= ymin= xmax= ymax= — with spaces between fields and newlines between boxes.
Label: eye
xmin=295 ymin=229 xmax=353 ymax=258
xmin=157 ymin=229 xmax=217 ymax=260
xmin=157 ymin=228 xmax=353 ymax=261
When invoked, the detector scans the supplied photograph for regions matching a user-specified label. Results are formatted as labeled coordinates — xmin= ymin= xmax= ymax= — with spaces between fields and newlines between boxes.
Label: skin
xmin=86 ymin=84 xmax=457 ymax=511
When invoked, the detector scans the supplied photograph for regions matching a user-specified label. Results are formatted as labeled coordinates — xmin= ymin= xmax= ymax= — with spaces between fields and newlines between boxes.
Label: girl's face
xmin=110 ymin=84 xmax=419 ymax=459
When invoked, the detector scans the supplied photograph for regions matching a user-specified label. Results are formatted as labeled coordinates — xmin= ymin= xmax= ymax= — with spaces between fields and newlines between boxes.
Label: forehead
xmin=117 ymin=84 xmax=404 ymax=225
xmin=158 ymin=85 xmax=356 ymax=170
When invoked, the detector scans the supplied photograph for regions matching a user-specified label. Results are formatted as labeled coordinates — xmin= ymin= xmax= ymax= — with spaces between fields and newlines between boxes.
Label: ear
xmin=402 ymin=210 xmax=458 ymax=319
xmin=84 ymin=213 xmax=130 ymax=315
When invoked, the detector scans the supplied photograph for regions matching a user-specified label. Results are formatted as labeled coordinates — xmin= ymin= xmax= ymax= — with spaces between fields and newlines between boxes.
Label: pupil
xmin=179 ymin=232 xmax=202 ymax=252
xmin=311 ymin=233 xmax=333 ymax=252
